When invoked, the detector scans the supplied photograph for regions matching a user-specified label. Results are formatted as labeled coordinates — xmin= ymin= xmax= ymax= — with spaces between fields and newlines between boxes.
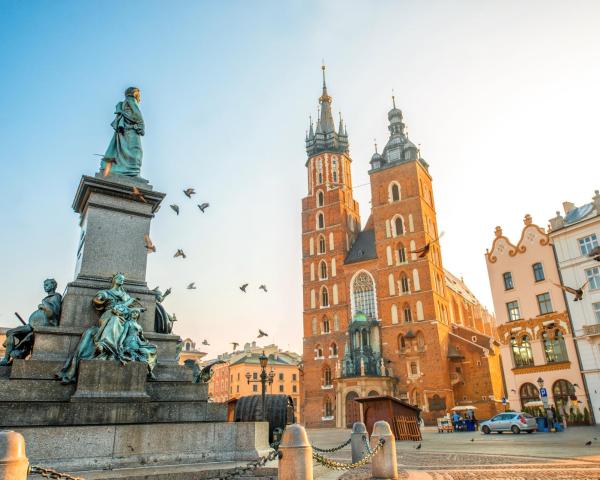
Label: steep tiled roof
xmin=344 ymin=230 xmax=377 ymax=264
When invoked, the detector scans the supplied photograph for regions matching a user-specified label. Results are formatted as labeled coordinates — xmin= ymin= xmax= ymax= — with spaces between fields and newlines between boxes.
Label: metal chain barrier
xmin=311 ymin=436 xmax=352 ymax=453
xmin=29 ymin=465 xmax=85 ymax=480
xmin=362 ymin=434 xmax=373 ymax=454
xmin=204 ymin=448 xmax=280 ymax=480
xmin=312 ymin=438 xmax=385 ymax=471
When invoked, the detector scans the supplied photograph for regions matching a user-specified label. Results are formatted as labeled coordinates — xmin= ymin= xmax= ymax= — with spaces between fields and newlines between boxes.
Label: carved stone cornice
xmin=496 ymin=311 xmax=570 ymax=344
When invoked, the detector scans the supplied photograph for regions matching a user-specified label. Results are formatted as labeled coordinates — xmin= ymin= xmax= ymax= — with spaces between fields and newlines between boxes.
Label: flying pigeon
xmin=183 ymin=188 xmax=196 ymax=198
xmin=144 ymin=234 xmax=156 ymax=253
xmin=409 ymin=232 xmax=445 ymax=258
xmin=585 ymin=440 xmax=592 ymax=446
xmin=240 ymin=283 xmax=248 ymax=293
xmin=187 ymin=282 xmax=196 ymax=290
xmin=554 ymin=281 xmax=588 ymax=301
xmin=174 ymin=249 xmax=186 ymax=259
xmin=202 ymin=339 xmax=209 ymax=346
xmin=132 ymin=186 xmax=147 ymax=203
xmin=259 ymin=284 xmax=268 ymax=293
xmin=170 ymin=204 xmax=180 ymax=215
xmin=198 ymin=202 xmax=210 ymax=213
xmin=231 ymin=342 xmax=239 ymax=351
xmin=257 ymin=329 xmax=268 ymax=338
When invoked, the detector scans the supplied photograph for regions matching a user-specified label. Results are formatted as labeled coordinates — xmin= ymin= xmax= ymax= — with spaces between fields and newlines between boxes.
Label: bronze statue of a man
xmin=0 ymin=279 xmax=62 ymax=366
xmin=101 ymin=87 xmax=145 ymax=177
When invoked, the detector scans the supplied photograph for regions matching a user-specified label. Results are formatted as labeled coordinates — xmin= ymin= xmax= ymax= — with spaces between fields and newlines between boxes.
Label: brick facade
xmin=301 ymin=71 xmax=502 ymax=427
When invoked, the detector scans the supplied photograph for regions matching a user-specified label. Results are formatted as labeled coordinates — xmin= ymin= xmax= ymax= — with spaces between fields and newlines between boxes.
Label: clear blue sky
xmin=1 ymin=1 xmax=599 ymax=357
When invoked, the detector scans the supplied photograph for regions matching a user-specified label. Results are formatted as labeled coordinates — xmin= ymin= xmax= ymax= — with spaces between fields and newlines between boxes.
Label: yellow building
xmin=206 ymin=343 xmax=302 ymax=421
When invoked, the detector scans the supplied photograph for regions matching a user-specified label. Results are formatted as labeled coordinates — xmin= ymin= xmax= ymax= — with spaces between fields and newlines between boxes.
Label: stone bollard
xmin=370 ymin=421 xmax=398 ymax=480
xmin=0 ymin=431 xmax=28 ymax=480
xmin=350 ymin=421 xmax=369 ymax=463
xmin=278 ymin=424 xmax=312 ymax=480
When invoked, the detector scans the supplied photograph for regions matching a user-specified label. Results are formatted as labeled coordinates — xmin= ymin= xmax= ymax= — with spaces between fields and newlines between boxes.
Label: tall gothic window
xmin=330 ymin=342 xmax=338 ymax=356
xmin=321 ymin=287 xmax=329 ymax=307
xmin=397 ymin=243 xmax=407 ymax=263
xmin=322 ymin=317 xmax=330 ymax=333
xmin=324 ymin=397 xmax=333 ymax=417
xmin=391 ymin=183 xmax=400 ymax=202
xmin=320 ymin=260 xmax=328 ymax=280
xmin=332 ymin=158 xmax=338 ymax=184
xmin=352 ymin=271 xmax=377 ymax=319
xmin=318 ymin=235 xmax=326 ymax=254
xmin=511 ymin=336 xmax=534 ymax=367
xmin=398 ymin=334 xmax=406 ymax=350
xmin=317 ymin=212 xmax=325 ymax=230
xmin=543 ymin=330 xmax=568 ymax=363
xmin=317 ymin=191 xmax=324 ymax=207
xmin=394 ymin=217 xmax=404 ymax=236
xmin=403 ymin=303 xmax=413 ymax=323
xmin=400 ymin=273 xmax=410 ymax=294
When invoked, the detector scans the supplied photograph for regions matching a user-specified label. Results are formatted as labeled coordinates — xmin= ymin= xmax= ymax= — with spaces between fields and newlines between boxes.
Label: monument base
xmin=21 ymin=421 xmax=270 ymax=472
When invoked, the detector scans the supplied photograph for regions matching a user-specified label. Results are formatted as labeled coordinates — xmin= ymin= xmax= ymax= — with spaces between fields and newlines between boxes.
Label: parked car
xmin=480 ymin=412 xmax=537 ymax=434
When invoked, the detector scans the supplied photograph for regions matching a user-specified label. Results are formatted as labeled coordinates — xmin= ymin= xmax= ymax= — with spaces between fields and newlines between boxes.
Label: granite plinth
xmin=72 ymin=175 xmax=165 ymax=285
xmin=72 ymin=360 xmax=149 ymax=402
xmin=19 ymin=421 xmax=269 ymax=471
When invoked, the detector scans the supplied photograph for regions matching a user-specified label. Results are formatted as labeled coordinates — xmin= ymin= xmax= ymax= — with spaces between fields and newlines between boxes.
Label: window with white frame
xmin=317 ymin=191 xmax=324 ymax=207
xmin=316 ymin=159 xmax=323 ymax=185
xmin=318 ymin=235 xmax=326 ymax=254
xmin=536 ymin=292 xmax=553 ymax=315
xmin=579 ymin=234 xmax=599 ymax=256
xmin=322 ymin=317 xmax=330 ymax=333
xmin=332 ymin=158 xmax=338 ymax=184
xmin=319 ymin=260 xmax=328 ymax=280
xmin=586 ymin=266 xmax=600 ymax=290
xmin=317 ymin=212 xmax=325 ymax=230
xmin=506 ymin=301 xmax=521 ymax=321
xmin=594 ymin=303 xmax=600 ymax=323
xmin=321 ymin=287 xmax=329 ymax=307
xmin=390 ymin=182 xmax=400 ymax=202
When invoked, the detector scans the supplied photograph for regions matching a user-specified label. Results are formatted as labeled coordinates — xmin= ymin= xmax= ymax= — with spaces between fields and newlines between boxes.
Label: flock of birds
xmin=131 ymin=185 xmax=271 ymax=352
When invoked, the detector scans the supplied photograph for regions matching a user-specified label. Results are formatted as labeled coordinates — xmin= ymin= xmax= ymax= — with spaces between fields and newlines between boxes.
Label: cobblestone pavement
xmin=308 ymin=426 xmax=600 ymax=479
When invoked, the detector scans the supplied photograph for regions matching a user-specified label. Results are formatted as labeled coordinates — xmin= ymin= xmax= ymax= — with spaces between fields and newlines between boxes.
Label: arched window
xmin=333 ymin=314 xmax=340 ymax=331
xmin=330 ymin=342 xmax=338 ymax=357
xmin=416 ymin=301 xmax=424 ymax=321
xmin=390 ymin=183 xmax=400 ymax=202
xmin=403 ymin=303 xmax=413 ymax=323
xmin=391 ymin=304 xmax=399 ymax=324
xmin=393 ymin=216 xmax=404 ymax=236
xmin=321 ymin=287 xmax=329 ymax=307
xmin=410 ymin=361 xmax=418 ymax=375
xmin=185 ymin=342 xmax=191 ymax=351
xmin=398 ymin=334 xmax=406 ymax=350
xmin=322 ymin=317 xmax=330 ymax=333
xmin=315 ymin=344 xmax=323 ymax=358
xmin=323 ymin=366 xmax=332 ymax=386
xmin=317 ymin=191 xmax=324 ymax=207
xmin=318 ymin=235 xmax=326 ymax=254
xmin=552 ymin=379 xmax=576 ymax=414
xmin=316 ymin=159 xmax=323 ymax=185
xmin=352 ymin=271 xmax=377 ymax=319
xmin=311 ymin=317 xmax=317 ymax=335
xmin=324 ymin=397 xmax=333 ymax=417
xmin=397 ymin=242 xmax=407 ymax=264
xmin=319 ymin=260 xmax=328 ymax=280
xmin=400 ymin=273 xmax=410 ymax=294
xmin=511 ymin=336 xmax=534 ymax=367
xmin=519 ymin=383 xmax=540 ymax=410
xmin=317 ymin=212 xmax=325 ymax=230
xmin=543 ymin=329 xmax=568 ymax=363
xmin=332 ymin=158 xmax=338 ymax=184
xmin=368 ymin=390 xmax=379 ymax=397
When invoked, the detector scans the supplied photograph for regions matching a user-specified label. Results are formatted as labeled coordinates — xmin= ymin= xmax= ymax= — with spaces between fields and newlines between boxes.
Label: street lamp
xmin=246 ymin=351 xmax=275 ymax=421
xmin=536 ymin=377 xmax=544 ymax=389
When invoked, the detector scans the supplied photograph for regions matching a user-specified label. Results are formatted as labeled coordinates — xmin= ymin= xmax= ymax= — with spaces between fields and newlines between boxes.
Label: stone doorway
xmin=345 ymin=391 xmax=361 ymax=427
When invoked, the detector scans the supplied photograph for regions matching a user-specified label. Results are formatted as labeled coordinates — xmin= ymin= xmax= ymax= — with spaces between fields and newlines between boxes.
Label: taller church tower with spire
xmin=301 ymin=69 xmax=503 ymax=428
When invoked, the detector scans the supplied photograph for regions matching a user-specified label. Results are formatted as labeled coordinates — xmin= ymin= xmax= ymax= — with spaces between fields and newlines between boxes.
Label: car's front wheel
xmin=511 ymin=425 xmax=521 ymax=434
xmin=482 ymin=425 xmax=491 ymax=435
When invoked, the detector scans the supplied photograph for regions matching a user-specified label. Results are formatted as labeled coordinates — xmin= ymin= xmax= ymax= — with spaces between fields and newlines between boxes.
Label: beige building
xmin=485 ymin=214 xmax=587 ymax=416
xmin=178 ymin=338 xmax=207 ymax=365
xmin=0 ymin=327 xmax=7 ymax=360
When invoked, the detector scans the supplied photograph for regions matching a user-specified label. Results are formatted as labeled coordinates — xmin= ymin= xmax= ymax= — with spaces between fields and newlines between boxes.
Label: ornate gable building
xmin=301 ymin=68 xmax=503 ymax=427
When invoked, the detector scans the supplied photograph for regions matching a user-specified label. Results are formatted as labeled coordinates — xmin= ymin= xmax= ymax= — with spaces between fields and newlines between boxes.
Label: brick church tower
xmin=301 ymin=69 xmax=503 ymax=428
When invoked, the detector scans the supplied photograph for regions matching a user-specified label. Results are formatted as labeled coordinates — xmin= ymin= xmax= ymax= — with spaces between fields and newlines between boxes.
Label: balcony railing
xmin=583 ymin=324 xmax=600 ymax=336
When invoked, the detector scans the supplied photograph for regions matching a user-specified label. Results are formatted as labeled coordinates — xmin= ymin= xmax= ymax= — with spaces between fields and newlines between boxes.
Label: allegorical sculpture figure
xmin=56 ymin=273 xmax=157 ymax=383
xmin=152 ymin=286 xmax=176 ymax=334
xmin=0 ymin=279 xmax=62 ymax=366
xmin=101 ymin=87 xmax=145 ymax=177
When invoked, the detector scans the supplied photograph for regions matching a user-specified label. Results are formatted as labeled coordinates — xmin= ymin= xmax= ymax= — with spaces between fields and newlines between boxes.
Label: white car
xmin=480 ymin=412 xmax=537 ymax=434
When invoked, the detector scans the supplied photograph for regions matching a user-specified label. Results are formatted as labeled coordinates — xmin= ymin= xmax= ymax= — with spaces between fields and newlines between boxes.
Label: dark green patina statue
xmin=152 ymin=286 xmax=176 ymax=334
xmin=0 ymin=279 xmax=62 ymax=366
xmin=101 ymin=87 xmax=145 ymax=177
xmin=56 ymin=273 xmax=157 ymax=383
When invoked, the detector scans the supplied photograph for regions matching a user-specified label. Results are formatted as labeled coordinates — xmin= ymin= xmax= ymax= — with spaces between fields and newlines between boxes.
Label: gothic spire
xmin=318 ymin=64 xmax=336 ymax=134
